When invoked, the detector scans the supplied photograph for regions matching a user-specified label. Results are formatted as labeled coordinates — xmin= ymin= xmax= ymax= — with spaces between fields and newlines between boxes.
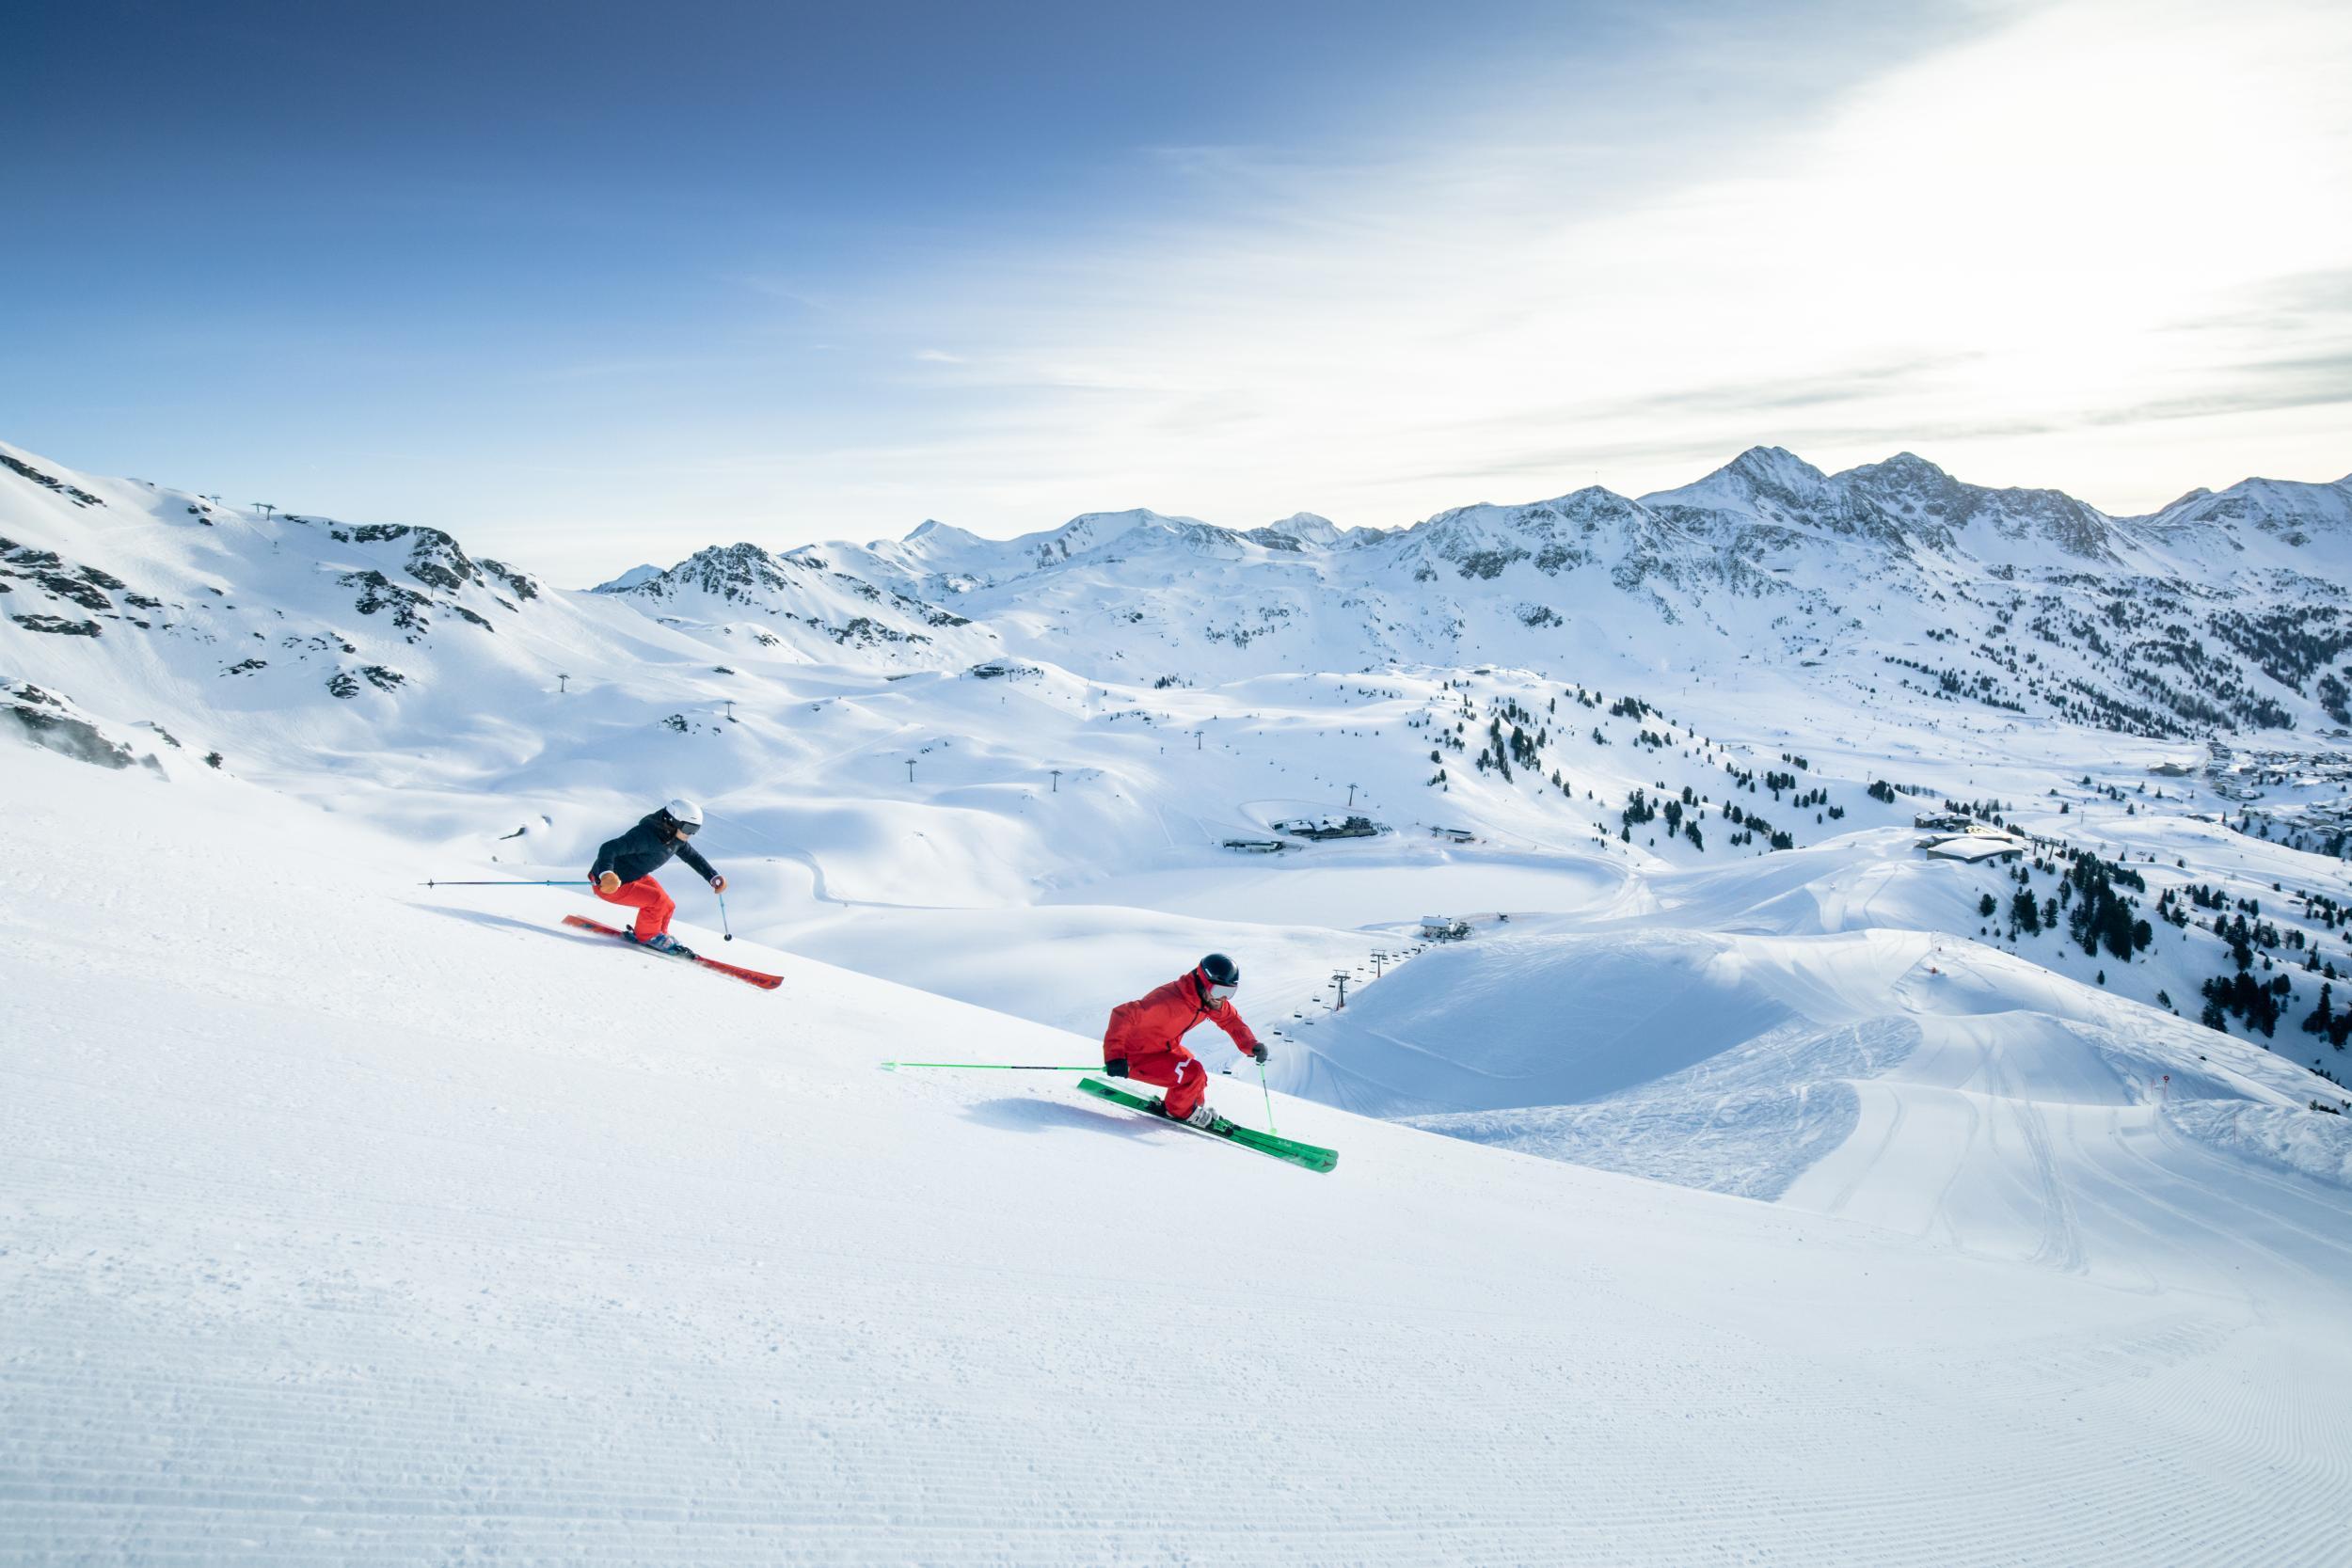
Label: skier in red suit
xmin=1103 ymin=953 xmax=1266 ymax=1129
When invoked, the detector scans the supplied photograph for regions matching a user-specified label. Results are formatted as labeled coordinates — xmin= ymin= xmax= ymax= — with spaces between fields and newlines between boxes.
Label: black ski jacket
xmin=591 ymin=812 xmax=717 ymax=886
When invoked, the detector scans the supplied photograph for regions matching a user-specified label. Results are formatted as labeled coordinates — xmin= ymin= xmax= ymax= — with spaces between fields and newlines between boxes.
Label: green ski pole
xmin=880 ymin=1061 xmax=1099 ymax=1072
xmin=1258 ymin=1057 xmax=1277 ymax=1134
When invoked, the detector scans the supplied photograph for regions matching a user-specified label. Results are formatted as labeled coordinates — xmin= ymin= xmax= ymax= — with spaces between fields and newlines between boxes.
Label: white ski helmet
xmin=664 ymin=798 xmax=704 ymax=834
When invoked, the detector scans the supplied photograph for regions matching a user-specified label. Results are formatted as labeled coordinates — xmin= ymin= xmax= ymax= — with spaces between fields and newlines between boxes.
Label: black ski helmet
xmin=1198 ymin=953 xmax=1240 ymax=989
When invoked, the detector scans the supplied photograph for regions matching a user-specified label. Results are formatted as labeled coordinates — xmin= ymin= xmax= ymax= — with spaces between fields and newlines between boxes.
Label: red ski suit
xmin=593 ymin=876 xmax=675 ymax=940
xmin=1103 ymin=971 xmax=1261 ymax=1121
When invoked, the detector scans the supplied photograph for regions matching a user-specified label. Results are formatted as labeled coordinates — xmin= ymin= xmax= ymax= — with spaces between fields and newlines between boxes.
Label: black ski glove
xmin=1248 ymin=1042 xmax=1268 ymax=1065
xmin=1104 ymin=1057 xmax=1129 ymax=1079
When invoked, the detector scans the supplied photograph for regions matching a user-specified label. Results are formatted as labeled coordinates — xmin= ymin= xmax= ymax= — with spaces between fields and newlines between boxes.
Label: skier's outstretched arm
xmin=1211 ymin=1001 xmax=1264 ymax=1061
xmin=679 ymin=842 xmax=719 ymax=885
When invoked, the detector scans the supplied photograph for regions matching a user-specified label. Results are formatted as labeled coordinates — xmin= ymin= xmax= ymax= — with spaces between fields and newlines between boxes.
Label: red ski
xmin=562 ymin=913 xmax=783 ymax=990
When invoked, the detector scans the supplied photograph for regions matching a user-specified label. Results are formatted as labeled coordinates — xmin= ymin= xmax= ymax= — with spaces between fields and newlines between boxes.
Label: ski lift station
xmin=1917 ymin=833 xmax=2026 ymax=864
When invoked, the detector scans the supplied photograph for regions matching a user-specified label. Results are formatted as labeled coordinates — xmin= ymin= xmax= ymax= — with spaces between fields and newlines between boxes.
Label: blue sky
xmin=7 ymin=0 xmax=2348 ymax=581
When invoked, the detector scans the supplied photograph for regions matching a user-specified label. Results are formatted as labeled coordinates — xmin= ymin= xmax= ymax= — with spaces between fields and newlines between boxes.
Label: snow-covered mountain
xmin=588 ymin=561 xmax=665 ymax=593
xmin=21 ymin=434 xmax=2344 ymax=757
xmin=1640 ymin=446 xmax=2139 ymax=568
xmin=10 ymin=426 xmax=2347 ymax=1090
xmin=8 ymin=430 xmax=2352 ymax=1560
xmin=592 ymin=538 xmax=998 ymax=665
xmin=8 ymin=431 xmax=2350 ymax=884
xmin=2121 ymin=471 xmax=2352 ymax=580
xmin=767 ymin=446 xmax=2352 ymax=736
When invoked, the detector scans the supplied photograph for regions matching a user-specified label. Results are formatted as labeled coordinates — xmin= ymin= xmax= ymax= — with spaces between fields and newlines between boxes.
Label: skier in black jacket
xmin=590 ymin=798 xmax=724 ymax=958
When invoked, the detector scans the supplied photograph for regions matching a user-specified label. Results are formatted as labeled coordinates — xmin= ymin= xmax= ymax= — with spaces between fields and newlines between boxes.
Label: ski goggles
xmin=675 ymin=820 xmax=700 ymax=837
xmin=1204 ymin=981 xmax=1237 ymax=1002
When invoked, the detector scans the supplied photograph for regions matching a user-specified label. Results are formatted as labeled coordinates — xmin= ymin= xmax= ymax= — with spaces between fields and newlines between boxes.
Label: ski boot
xmin=640 ymin=932 xmax=698 ymax=959
xmin=1151 ymin=1098 xmax=1230 ymax=1133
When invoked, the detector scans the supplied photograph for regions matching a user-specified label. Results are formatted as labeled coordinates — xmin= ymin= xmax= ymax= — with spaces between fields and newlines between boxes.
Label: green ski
xmin=1076 ymin=1077 xmax=1338 ymax=1174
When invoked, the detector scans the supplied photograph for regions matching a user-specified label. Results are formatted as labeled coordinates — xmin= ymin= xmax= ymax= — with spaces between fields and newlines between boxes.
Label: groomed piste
xmin=7 ymin=739 xmax=2351 ymax=1565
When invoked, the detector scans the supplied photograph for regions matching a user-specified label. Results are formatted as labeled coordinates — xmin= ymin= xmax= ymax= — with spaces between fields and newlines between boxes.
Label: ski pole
xmin=880 ymin=1061 xmax=1099 ymax=1072
xmin=421 ymin=879 xmax=584 ymax=887
xmin=716 ymin=888 xmax=735 ymax=942
xmin=1258 ymin=1057 xmax=1277 ymax=1134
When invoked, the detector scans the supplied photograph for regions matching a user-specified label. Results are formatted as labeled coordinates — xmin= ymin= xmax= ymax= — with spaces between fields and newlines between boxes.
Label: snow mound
xmin=2166 ymin=1100 xmax=2352 ymax=1189
xmin=1301 ymin=925 xmax=2351 ymax=1282
xmin=1286 ymin=928 xmax=1924 ymax=1118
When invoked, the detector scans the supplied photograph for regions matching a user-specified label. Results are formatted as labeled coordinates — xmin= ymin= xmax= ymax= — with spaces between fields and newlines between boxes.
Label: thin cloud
xmin=804 ymin=0 xmax=2350 ymax=533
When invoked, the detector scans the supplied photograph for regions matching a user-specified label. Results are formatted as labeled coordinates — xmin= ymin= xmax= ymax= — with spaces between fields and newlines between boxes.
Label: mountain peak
xmin=1047 ymin=508 xmax=1221 ymax=550
xmin=1060 ymin=507 xmax=1190 ymax=530
xmin=1850 ymin=451 xmax=1951 ymax=486
xmin=1724 ymin=445 xmax=1827 ymax=490
xmin=1638 ymin=448 xmax=1822 ymax=515
xmin=589 ymin=562 xmax=664 ymax=594
xmin=901 ymin=518 xmax=985 ymax=548
xmin=1253 ymin=512 xmax=1346 ymax=548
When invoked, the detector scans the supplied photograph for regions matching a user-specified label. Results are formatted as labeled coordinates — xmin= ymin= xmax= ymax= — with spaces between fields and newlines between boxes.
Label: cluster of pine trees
xmin=2202 ymin=971 xmax=2291 ymax=1036
xmin=2060 ymin=855 xmax=2153 ymax=961
xmin=2301 ymin=983 xmax=2352 ymax=1050
xmin=2319 ymin=672 xmax=2350 ymax=726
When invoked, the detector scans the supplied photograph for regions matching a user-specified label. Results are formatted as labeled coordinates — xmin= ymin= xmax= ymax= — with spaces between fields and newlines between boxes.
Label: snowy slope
xmin=0 ymin=440 xmax=752 ymax=794
xmin=592 ymin=539 xmax=999 ymax=667
xmin=1315 ymin=926 xmax=2348 ymax=1254
xmin=2120 ymin=471 xmax=2352 ymax=581
xmin=8 ymin=744 xmax=2352 ymax=1565
xmin=9 ymin=428 xmax=2352 ymax=1560
xmin=8 ymin=432 xmax=2349 ymax=1096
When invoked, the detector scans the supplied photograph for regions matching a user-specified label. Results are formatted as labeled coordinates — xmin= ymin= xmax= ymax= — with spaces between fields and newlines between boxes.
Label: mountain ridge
xmin=823 ymin=445 xmax=2350 ymax=589
xmin=8 ymin=436 xmax=2350 ymax=768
